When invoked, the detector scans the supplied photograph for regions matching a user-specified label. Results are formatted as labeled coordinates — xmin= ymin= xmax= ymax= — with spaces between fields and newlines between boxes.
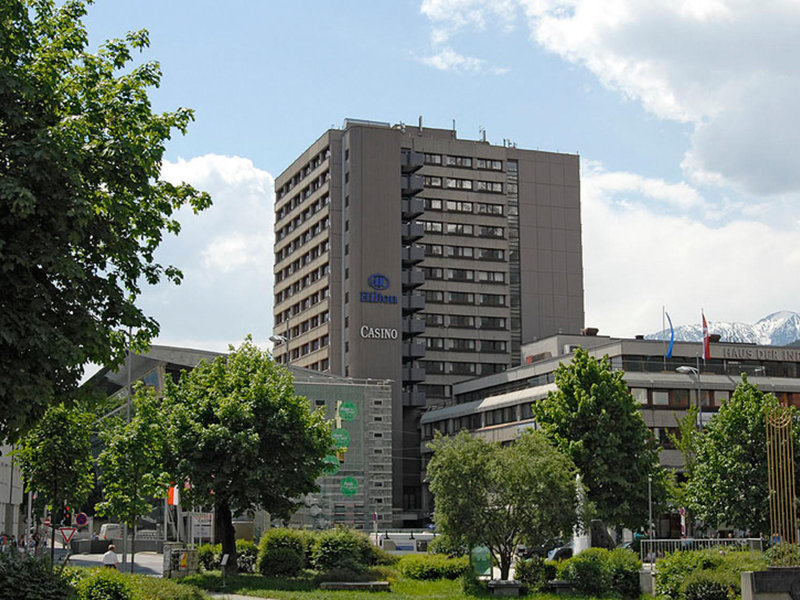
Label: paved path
xmin=66 ymin=550 xmax=164 ymax=576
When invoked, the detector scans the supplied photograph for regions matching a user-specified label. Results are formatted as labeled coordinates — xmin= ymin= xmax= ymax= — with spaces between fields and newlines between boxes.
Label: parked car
xmin=547 ymin=539 xmax=574 ymax=561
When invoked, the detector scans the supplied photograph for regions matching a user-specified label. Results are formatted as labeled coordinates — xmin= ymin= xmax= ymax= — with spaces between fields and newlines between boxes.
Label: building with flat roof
xmin=421 ymin=332 xmax=800 ymax=533
xmin=272 ymin=118 xmax=583 ymax=524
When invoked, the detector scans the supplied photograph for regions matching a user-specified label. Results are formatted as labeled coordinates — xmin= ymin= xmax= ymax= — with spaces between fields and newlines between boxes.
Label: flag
xmin=167 ymin=484 xmax=180 ymax=506
xmin=665 ymin=312 xmax=675 ymax=359
xmin=702 ymin=311 xmax=711 ymax=360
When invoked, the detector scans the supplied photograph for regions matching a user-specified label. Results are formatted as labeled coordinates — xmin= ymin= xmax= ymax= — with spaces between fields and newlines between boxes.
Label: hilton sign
xmin=360 ymin=273 xmax=397 ymax=304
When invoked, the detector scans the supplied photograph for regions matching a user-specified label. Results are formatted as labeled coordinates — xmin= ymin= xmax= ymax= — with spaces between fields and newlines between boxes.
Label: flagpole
xmin=662 ymin=306 xmax=666 ymax=371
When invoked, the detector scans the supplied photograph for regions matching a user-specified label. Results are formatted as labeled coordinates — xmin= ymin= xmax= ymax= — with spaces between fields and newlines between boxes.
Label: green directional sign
xmin=323 ymin=455 xmax=340 ymax=475
xmin=471 ymin=546 xmax=491 ymax=576
xmin=340 ymin=476 xmax=359 ymax=497
xmin=338 ymin=401 xmax=358 ymax=421
xmin=332 ymin=428 xmax=351 ymax=448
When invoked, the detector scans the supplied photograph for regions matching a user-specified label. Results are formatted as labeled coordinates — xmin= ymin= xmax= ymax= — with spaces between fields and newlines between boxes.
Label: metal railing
xmin=640 ymin=538 xmax=763 ymax=564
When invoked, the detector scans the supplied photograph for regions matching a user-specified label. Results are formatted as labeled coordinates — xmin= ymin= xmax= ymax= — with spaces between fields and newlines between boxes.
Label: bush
xmin=257 ymin=528 xmax=308 ymax=576
xmin=397 ymin=554 xmax=469 ymax=580
xmin=607 ymin=548 xmax=643 ymax=599
xmin=235 ymin=539 xmax=258 ymax=573
xmin=197 ymin=543 xmax=221 ymax=572
xmin=514 ymin=555 xmax=557 ymax=592
xmin=558 ymin=548 xmax=611 ymax=597
xmin=428 ymin=534 xmax=469 ymax=557
xmin=680 ymin=569 xmax=738 ymax=600
xmin=311 ymin=527 xmax=375 ymax=573
xmin=312 ymin=565 xmax=398 ymax=586
xmin=76 ymin=568 xmax=133 ymax=600
xmin=460 ymin=572 xmax=487 ymax=596
xmin=0 ymin=552 xmax=72 ymax=600
xmin=127 ymin=574 xmax=206 ymax=599
xmin=656 ymin=550 xmax=723 ymax=599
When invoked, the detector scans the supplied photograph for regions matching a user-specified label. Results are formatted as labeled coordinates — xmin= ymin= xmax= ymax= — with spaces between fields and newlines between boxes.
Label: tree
xmin=162 ymin=338 xmax=333 ymax=571
xmin=685 ymin=376 xmax=799 ymax=536
xmin=427 ymin=430 xmax=581 ymax=580
xmin=15 ymin=404 xmax=95 ymax=561
xmin=0 ymin=0 xmax=211 ymax=441
xmin=95 ymin=386 xmax=169 ymax=572
xmin=533 ymin=348 xmax=666 ymax=531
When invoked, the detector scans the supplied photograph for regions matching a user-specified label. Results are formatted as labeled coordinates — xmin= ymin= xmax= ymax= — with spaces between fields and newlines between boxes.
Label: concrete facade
xmin=273 ymin=119 xmax=584 ymax=524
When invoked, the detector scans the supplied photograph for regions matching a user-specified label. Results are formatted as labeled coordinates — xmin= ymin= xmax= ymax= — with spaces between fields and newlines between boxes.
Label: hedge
xmin=397 ymin=554 xmax=469 ymax=580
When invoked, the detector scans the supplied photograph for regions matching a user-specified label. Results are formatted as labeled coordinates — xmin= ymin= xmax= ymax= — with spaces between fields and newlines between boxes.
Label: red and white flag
xmin=702 ymin=311 xmax=711 ymax=360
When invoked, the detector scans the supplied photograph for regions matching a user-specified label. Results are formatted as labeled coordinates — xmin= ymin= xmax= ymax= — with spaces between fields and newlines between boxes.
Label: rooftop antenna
xmin=418 ymin=115 xmax=423 ymax=135
xmin=452 ymin=119 xmax=456 ymax=137
xmin=479 ymin=126 xmax=486 ymax=142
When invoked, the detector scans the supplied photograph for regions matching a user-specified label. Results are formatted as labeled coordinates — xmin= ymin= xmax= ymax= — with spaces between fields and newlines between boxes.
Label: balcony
xmin=401 ymin=197 xmax=424 ymax=219
xmin=403 ymin=342 xmax=426 ymax=360
xmin=402 ymin=318 xmax=425 ymax=338
xmin=402 ymin=293 xmax=425 ymax=313
xmin=401 ymin=150 xmax=424 ymax=173
xmin=402 ymin=269 xmax=424 ymax=289
xmin=402 ymin=389 xmax=427 ymax=407
xmin=402 ymin=366 xmax=426 ymax=383
xmin=402 ymin=245 xmax=425 ymax=266
xmin=401 ymin=222 xmax=424 ymax=242
xmin=401 ymin=174 xmax=424 ymax=196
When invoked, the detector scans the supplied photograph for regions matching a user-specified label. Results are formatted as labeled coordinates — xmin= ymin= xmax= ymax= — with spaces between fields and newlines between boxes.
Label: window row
xmin=276 ymin=147 xmax=330 ymax=202
xmin=424 ymin=338 xmax=508 ymax=353
xmin=276 ymin=194 xmax=330 ymax=239
xmin=422 ymin=268 xmax=506 ymax=284
xmin=275 ymin=240 xmax=329 ymax=283
xmin=285 ymin=334 xmax=330 ymax=361
xmin=423 ymin=154 xmax=503 ymax=171
xmin=423 ymin=289 xmax=506 ymax=306
xmin=423 ymin=313 xmax=507 ymax=330
xmin=629 ymin=387 xmax=730 ymax=408
xmin=275 ymin=264 xmax=330 ymax=314
xmin=275 ymin=217 xmax=329 ymax=262
xmin=423 ymin=176 xmax=503 ymax=193
xmin=276 ymin=284 xmax=328 ymax=307
xmin=422 ymin=244 xmax=505 ymax=261
xmin=276 ymin=305 xmax=329 ymax=329
xmin=421 ymin=361 xmax=508 ymax=376
xmin=424 ymin=198 xmax=504 ymax=215
xmin=420 ymin=221 xmax=505 ymax=238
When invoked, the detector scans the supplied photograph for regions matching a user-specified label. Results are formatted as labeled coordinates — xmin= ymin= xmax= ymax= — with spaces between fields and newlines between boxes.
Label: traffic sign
xmin=43 ymin=517 xmax=51 ymax=528
xmin=59 ymin=527 xmax=77 ymax=544
xmin=75 ymin=512 xmax=88 ymax=527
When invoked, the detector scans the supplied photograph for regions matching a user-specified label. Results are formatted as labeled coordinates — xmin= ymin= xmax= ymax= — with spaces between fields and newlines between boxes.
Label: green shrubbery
xmin=197 ymin=540 xmax=258 ymax=573
xmin=397 ymin=553 xmax=469 ymax=580
xmin=514 ymin=555 xmax=558 ymax=592
xmin=554 ymin=547 xmax=642 ymax=598
xmin=75 ymin=568 xmax=133 ymax=600
xmin=310 ymin=527 xmax=377 ymax=573
xmin=655 ymin=548 xmax=767 ymax=600
xmin=257 ymin=528 xmax=308 ymax=577
xmin=0 ymin=552 xmax=73 ymax=600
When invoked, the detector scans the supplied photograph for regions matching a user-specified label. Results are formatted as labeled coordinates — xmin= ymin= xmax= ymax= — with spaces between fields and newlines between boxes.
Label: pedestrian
xmin=102 ymin=544 xmax=118 ymax=569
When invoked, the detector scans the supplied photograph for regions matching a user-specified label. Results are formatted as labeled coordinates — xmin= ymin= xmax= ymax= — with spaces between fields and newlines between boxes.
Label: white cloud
xmin=420 ymin=0 xmax=800 ymax=196
xmin=581 ymin=162 xmax=800 ymax=336
xmin=138 ymin=154 xmax=276 ymax=350
xmin=421 ymin=46 xmax=508 ymax=74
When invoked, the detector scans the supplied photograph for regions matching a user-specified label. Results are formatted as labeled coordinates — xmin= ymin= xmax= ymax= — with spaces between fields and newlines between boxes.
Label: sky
xmin=81 ymin=0 xmax=800 ymax=352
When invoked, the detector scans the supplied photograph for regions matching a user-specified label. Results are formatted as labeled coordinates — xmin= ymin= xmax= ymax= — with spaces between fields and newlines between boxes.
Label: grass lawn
xmin=182 ymin=572 xmax=585 ymax=600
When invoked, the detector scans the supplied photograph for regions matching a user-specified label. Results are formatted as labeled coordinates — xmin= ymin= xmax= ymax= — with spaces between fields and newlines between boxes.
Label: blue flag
xmin=666 ymin=312 xmax=675 ymax=358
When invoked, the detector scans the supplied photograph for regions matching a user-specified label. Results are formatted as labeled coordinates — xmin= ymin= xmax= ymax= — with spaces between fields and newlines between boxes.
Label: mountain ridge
xmin=646 ymin=311 xmax=800 ymax=346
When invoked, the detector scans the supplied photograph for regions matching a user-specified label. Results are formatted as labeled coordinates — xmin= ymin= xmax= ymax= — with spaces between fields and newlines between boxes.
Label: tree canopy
xmin=0 ymin=0 xmax=210 ymax=441
xmin=533 ymin=348 xmax=666 ymax=531
xmin=427 ymin=430 xmax=580 ymax=580
xmin=685 ymin=376 xmax=799 ymax=536
xmin=15 ymin=404 xmax=95 ymax=560
xmin=162 ymin=339 xmax=333 ymax=570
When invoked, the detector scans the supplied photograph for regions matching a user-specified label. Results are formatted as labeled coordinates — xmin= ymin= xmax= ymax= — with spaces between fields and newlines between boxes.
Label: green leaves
xmin=533 ymin=348 xmax=666 ymax=531
xmin=0 ymin=0 xmax=211 ymax=442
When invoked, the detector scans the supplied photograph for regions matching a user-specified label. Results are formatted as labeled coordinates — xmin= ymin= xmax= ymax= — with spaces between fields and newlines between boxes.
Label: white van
xmin=99 ymin=523 xmax=121 ymax=540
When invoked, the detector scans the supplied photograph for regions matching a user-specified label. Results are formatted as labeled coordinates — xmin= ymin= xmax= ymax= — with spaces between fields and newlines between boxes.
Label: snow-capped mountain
xmin=646 ymin=311 xmax=800 ymax=346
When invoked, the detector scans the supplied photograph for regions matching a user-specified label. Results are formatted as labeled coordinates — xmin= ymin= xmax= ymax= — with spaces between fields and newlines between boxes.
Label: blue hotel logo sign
xmin=361 ymin=273 xmax=397 ymax=304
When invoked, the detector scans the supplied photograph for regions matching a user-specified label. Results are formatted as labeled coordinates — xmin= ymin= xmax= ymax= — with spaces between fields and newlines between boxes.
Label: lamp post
xmin=648 ymin=474 xmax=653 ymax=540
xmin=676 ymin=355 xmax=702 ymax=429
xmin=269 ymin=334 xmax=290 ymax=366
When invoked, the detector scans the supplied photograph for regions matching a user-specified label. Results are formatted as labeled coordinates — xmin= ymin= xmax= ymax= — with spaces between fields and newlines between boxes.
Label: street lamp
xmin=269 ymin=334 xmax=290 ymax=365
xmin=648 ymin=474 xmax=653 ymax=540
xmin=676 ymin=356 xmax=702 ymax=429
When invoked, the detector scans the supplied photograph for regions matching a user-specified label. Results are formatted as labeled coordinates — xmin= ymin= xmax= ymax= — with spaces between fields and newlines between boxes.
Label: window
xmin=477 ymin=203 xmax=503 ymax=215
xmin=480 ymin=316 xmax=506 ymax=329
xmin=447 ymin=246 xmax=473 ymax=258
xmin=478 ymin=225 xmax=504 ymax=238
xmin=449 ymin=315 xmax=475 ymax=328
xmin=426 ymin=337 xmax=446 ymax=350
xmin=450 ymin=339 xmax=476 ymax=352
xmin=424 ymin=153 xmax=442 ymax=165
xmin=631 ymin=388 xmax=648 ymax=405
xmin=450 ymin=362 xmax=476 ymax=375
xmin=422 ymin=220 xmax=443 ymax=233
xmin=425 ymin=313 xmax=444 ymax=326
xmin=652 ymin=390 xmax=669 ymax=406
xmin=424 ymin=361 xmax=446 ymax=374
xmin=478 ymin=270 xmax=506 ymax=283
xmin=446 ymin=223 xmax=473 ymax=236
xmin=424 ymin=175 xmax=442 ymax=188
xmin=478 ymin=248 xmax=504 ymax=260
xmin=476 ymin=158 xmax=503 ymax=171
xmin=448 ymin=291 xmax=474 ymax=304
xmin=445 ymin=178 xmax=472 ymax=190
xmin=424 ymin=290 xmax=444 ymax=302
xmin=475 ymin=180 xmax=503 ymax=193
xmin=445 ymin=200 xmax=473 ymax=213
xmin=445 ymin=155 xmax=472 ymax=168
xmin=424 ymin=198 xmax=443 ymax=211
xmin=447 ymin=268 xmax=474 ymax=282
xmin=424 ymin=244 xmax=444 ymax=256
xmin=480 ymin=294 xmax=505 ymax=306
xmin=423 ymin=267 xmax=443 ymax=279
xmin=481 ymin=340 xmax=507 ymax=353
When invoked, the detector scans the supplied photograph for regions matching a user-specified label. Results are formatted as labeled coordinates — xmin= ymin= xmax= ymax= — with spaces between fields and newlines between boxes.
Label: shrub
xmin=460 ymin=572 xmax=487 ymax=596
xmin=428 ymin=534 xmax=469 ymax=557
xmin=235 ymin=539 xmax=258 ymax=573
xmin=197 ymin=543 xmax=221 ymax=572
xmin=0 ymin=552 xmax=72 ymax=600
xmin=311 ymin=527 xmax=375 ymax=573
xmin=514 ymin=555 xmax=557 ymax=592
xmin=257 ymin=528 xmax=308 ymax=576
xmin=397 ymin=554 xmax=469 ymax=580
xmin=558 ymin=547 xmax=611 ymax=597
xmin=656 ymin=550 xmax=723 ymax=599
xmin=680 ymin=569 xmax=738 ymax=600
xmin=76 ymin=568 xmax=133 ymax=600
xmin=312 ymin=565 xmax=398 ymax=586
xmin=128 ymin=574 xmax=206 ymax=599
xmin=606 ymin=548 xmax=643 ymax=599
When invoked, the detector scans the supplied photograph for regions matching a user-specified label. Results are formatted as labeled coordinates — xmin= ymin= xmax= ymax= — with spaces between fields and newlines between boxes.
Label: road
xmin=64 ymin=549 xmax=165 ymax=576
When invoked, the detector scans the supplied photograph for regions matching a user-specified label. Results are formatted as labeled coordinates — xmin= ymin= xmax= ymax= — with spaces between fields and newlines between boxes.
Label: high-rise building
xmin=272 ymin=118 xmax=583 ymax=524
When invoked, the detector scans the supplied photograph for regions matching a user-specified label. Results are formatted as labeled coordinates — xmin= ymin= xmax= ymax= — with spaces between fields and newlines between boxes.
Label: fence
xmin=640 ymin=538 xmax=763 ymax=564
